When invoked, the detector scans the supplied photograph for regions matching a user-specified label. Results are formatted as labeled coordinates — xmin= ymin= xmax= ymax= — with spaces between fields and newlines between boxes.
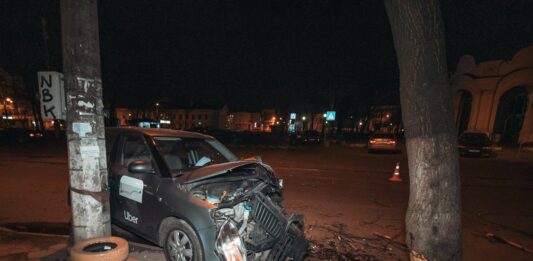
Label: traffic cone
xmin=389 ymin=161 xmax=402 ymax=182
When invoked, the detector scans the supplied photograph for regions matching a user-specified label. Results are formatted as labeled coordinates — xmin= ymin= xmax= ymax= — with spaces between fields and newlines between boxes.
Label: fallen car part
xmin=216 ymin=220 xmax=248 ymax=261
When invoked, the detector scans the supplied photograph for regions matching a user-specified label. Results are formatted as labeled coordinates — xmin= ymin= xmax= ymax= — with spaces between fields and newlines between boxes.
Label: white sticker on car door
xmin=119 ymin=175 xmax=144 ymax=203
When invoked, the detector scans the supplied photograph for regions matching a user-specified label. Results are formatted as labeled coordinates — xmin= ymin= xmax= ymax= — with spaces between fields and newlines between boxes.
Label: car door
xmin=109 ymin=133 xmax=161 ymax=240
xmin=106 ymin=130 xmax=122 ymax=227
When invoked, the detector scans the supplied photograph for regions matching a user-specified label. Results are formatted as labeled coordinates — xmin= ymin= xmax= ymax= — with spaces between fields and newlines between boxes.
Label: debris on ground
xmin=306 ymin=223 xmax=407 ymax=260
xmin=485 ymin=232 xmax=533 ymax=253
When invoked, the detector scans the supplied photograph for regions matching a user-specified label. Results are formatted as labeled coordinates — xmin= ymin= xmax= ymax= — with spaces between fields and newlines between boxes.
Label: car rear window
xmin=372 ymin=133 xmax=395 ymax=139
xmin=460 ymin=133 xmax=490 ymax=143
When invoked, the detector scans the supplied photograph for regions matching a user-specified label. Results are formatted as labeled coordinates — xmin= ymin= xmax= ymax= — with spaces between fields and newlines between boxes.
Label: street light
xmin=155 ymin=102 xmax=160 ymax=120
xmin=2 ymin=97 xmax=13 ymax=124
xmin=302 ymin=116 xmax=306 ymax=121
xmin=323 ymin=113 xmax=327 ymax=118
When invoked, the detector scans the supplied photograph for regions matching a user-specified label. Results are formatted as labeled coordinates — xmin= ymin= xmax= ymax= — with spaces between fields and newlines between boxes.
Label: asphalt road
xmin=0 ymin=143 xmax=531 ymax=260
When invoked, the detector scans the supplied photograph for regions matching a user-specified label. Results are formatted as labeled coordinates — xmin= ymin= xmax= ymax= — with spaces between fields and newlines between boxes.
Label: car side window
xmin=121 ymin=135 xmax=152 ymax=168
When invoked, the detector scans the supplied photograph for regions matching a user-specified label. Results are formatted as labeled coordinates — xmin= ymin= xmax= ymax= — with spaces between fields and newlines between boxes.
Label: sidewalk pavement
xmin=0 ymin=227 xmax=165 ymax=261
xmin=493 ymin=146 xmax=533 ymax=162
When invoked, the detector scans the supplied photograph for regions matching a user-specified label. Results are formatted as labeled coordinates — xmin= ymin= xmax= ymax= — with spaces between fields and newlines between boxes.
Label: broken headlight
xmin=215 ymin=220 xmax=247 ymax=261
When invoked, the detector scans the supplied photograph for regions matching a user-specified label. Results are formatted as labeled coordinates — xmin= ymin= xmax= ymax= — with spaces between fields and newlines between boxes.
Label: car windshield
xmin=304 ymin=130 xmax=319 ymax=137
xmin=459 ymin=133 xmax=490 ymax=144
xmin=154 ymin=137 xmax=238 ymax=174
xmin=372 ymin=133 xmax=395 ymax=139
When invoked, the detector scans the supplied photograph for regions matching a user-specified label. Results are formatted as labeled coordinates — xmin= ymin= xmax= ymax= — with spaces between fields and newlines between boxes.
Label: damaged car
xmin=106 ymin=127 xmax=308 ymax=261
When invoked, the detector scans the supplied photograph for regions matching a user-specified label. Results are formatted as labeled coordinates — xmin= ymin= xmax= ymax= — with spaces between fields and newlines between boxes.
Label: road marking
xmin=276 ymin=166 xmax=391 ymax=174
xmin=276 ymin=167 xmax=321 ymax=172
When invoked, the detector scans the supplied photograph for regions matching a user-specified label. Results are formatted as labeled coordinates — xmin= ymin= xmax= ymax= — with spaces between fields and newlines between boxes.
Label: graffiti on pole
xmin=38 ymin=71 xmax=66 ymax=120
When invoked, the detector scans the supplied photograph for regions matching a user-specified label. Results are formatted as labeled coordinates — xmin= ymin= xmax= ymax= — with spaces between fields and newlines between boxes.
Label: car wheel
xmin=161 ymin=218 xmax=203 ymax=261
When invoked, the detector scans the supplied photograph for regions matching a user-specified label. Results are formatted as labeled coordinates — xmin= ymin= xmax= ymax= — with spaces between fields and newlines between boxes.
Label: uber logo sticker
xmin=119 ymin=176 xmax=144 ymax=203
xmin=124 ymin=210 xmax=139 ymax=224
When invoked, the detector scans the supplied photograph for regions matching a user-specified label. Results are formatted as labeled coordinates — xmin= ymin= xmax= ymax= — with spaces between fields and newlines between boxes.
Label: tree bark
xmin=61 ymin=0 xmax=111 ymax=242
xmin=384 ymin=0 xmax=462 ymax=260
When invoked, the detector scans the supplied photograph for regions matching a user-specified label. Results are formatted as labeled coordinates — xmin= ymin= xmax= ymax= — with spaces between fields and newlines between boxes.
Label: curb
xmin=0 ymin=226 xmax=69 ymax=238
xmin=0 ymin=226 xmax=68 ymax=261
xmin=0 ymin=226 xmax=165 ymax=260
xmin=348 ymin=143 xmax=367 ymax=148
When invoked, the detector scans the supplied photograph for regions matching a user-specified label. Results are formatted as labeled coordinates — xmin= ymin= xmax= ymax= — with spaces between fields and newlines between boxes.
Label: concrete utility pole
xmin=61 ymin=0 xmax=111 ymax=242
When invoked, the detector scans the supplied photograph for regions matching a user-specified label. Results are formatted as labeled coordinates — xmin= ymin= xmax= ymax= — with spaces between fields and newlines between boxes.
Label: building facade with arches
xmin=451 ymin=46 xmax=533 ymax=145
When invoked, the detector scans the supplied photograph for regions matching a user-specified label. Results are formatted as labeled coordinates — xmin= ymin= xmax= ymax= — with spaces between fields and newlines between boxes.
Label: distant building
xmin=114 ymin=106 xmax=279 ymax=132
xmin=451 ymin=46 xmax=533 ymax=145
xmin=227 ymin=112 xmax=261 ymax=131
xmin=164 ymin=108 xmax=227 ymax=130
xmin=0 ymin=68 xmax=35 ymax=129
xmin=115 ymin=107 xmax=228 ymax=130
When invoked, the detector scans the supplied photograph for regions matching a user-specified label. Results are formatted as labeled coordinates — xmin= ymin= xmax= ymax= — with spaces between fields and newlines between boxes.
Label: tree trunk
xmin=61 ymin=0 xmax=111 ymax=242
xmin=384 ymin=0 xmax=462 ymax=260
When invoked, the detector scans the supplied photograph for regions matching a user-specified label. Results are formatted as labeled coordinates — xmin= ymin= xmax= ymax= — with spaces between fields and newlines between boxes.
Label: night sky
xmin=1 ymin=0 xmax=532 ymax=114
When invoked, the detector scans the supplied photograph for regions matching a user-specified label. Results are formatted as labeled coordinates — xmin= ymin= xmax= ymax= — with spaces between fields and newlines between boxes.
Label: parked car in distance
xmin=367 ymin=133 xmax=398 ymax=152
xmin=301 ymin=130 xmax=320 ymax=144
xmin=105 ymin=127 xmax=307 ymax=261
xmin=290 ymin=130 xmax=321 ymax=145
xmin=458 ymin=132 xmax=493 ymax=157
xmin=0 ymin=128 xmax=43 ymax=144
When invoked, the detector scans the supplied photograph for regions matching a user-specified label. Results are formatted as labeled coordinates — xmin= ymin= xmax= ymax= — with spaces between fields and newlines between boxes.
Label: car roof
xmin=106 ymin=127 xmax=214 ymax=139
xmin=460 ymin=132 xmax=489 ymax=137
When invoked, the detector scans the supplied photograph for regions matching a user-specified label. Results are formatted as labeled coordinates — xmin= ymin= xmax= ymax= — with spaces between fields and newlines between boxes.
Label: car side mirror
xmin=128 ymin=160 xmax=154 ymax=174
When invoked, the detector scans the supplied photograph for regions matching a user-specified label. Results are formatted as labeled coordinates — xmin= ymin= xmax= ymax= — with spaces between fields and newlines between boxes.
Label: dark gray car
xmin=106 ymin=127 xmax=307 ymax=261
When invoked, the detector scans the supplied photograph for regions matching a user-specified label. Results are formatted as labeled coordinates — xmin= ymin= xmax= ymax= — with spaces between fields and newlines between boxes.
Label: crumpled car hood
xmin=179 ymin=161 xmax=260 ymax=184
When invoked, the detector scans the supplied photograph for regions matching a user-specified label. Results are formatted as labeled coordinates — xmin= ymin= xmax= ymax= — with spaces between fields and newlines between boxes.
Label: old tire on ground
xmin=70 ymin=236 xmax=129 ymax=261
xmin=160 ymin=218 xmax=203 ymax=261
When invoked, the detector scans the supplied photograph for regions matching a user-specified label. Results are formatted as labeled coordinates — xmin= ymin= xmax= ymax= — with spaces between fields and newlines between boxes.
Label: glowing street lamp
xmin=2 ymin=97 xmax=13 ymax=123
xmin=155 ymin=102 xmax=160 ymax=120
xmin=302 ymin=116 xmax=306 ymax=121
xmin=323 ymin=113 xmax=327 ymax=118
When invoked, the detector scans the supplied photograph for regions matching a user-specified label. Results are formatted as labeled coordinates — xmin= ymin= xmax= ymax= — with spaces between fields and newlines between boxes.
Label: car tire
xmin=70 ymin=236 xmax=129 ymax=261
xmin=160 ymin=218 xmax=204 ymax=261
